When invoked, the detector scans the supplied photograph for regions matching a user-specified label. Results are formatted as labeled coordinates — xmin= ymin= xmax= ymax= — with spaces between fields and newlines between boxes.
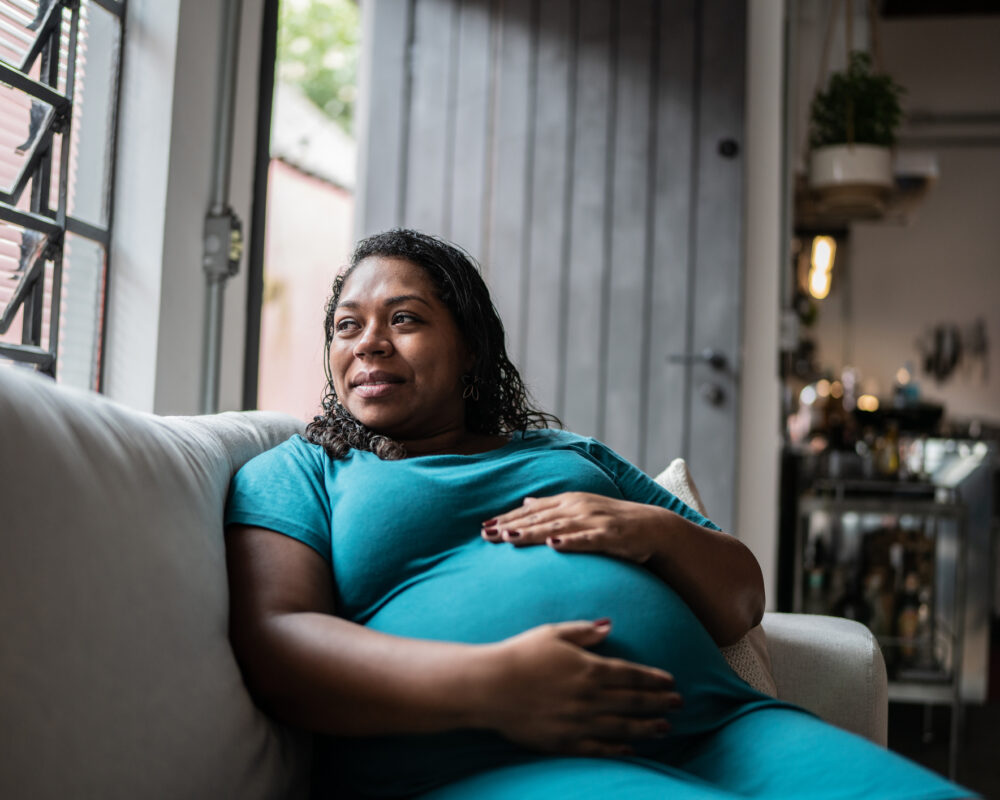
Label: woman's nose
xmin=354 ymin=324 xmax=392 ymax=358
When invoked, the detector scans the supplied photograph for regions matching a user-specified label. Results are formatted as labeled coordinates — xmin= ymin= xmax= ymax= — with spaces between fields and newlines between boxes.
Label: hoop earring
xmin=461 ymin=374 xmax=481 ymax=401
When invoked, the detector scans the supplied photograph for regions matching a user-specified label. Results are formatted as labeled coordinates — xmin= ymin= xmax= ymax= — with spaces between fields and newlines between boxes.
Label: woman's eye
xmin=335 ymin=319 xmax=358 ymax=333
xmin=392 ymin=312 xmax=418 ymax=325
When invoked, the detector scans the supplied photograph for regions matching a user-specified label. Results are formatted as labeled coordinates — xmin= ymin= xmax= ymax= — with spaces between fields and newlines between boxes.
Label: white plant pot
xmin=809 ymin=144 xmax=894 ymax=218
xmin=809 ymin=144 xmax=893 ymax=189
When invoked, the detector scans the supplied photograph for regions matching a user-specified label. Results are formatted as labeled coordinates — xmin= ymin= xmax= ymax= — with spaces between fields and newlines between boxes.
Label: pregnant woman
xmin=224 ymin=229 xmax=972 ymax=799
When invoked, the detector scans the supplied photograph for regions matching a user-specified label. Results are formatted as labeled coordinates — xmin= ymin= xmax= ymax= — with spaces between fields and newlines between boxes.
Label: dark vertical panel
xmin=358 ymin=0 xmax=413 ymax=236
xmin=687 ymin=0 xmax=746 ymax=531
xmin=447 ymin=0 xmax=493 ymax=257
xmin=242 ymin=0 xmax=279 ymax=410
xmin=645 ymin=0 xmax=697 ymax=471
xmin=522 ymin=0 xmax=573 ymax=413
xmin=485 ymin=0 xmax=534 ymax=361
xmin=562 ymin=0 xmax=612 ymax=436
xmin=404 ymin=0 xmax=458 ymax=232
xmin=603 ymin=0 xmax=654 ymax=466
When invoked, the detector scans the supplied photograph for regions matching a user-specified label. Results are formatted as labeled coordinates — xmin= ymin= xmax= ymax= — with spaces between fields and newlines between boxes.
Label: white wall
xmin=809 ymin=17 xmax=1000 ymax=425
xmin=104 ymin=0 xmax=264 ymax=414
xmin=738 ymin=0 xmax=785 ymax=608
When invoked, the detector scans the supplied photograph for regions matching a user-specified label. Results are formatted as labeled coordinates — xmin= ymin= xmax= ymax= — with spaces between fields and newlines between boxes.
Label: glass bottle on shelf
xmin=914 ymin=584 xmax=936 ymax=671
xmin=803 ymin=533 xmax=829 ymax=615
xmin=895 ymin=571 xmax=922 ymax=666
xmin=876 ymin=421 xmax=900 ymax=477
xmin=832 ymin=570 xmax=873 ymax=626
xmin=865 ymin=568 xmax=890 ymax=637
xmin=804 ymin=568 xmax=827 ymax=615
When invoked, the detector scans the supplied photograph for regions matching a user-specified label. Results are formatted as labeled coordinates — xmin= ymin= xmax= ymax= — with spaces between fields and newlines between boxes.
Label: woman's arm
xmin=484 ymin=494 xmax=765 ymax=647
xmin=225 ymin=525 xmax=682 ymax=754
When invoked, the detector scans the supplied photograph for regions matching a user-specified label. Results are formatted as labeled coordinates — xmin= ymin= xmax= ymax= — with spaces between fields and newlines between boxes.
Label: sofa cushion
xmin=0 ymin=367 xmax=309 ymax=799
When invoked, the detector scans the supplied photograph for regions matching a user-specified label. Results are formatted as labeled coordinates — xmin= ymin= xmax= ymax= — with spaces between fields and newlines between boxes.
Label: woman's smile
xmin=351 ymin=369 xmax=406 ymax=398
xmin=353 ymin=382 xmax=400 ymax=398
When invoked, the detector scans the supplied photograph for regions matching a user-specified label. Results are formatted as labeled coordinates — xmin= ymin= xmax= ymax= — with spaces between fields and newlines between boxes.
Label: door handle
xmin=699 ymin=382 xmax=726 ymax=406
xmin=666 ymin=348 xmax=728 ymax=371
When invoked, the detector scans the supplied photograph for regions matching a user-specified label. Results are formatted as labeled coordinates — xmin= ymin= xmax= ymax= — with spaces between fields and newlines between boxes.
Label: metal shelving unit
xmin=794 ymin=486 xmax=968 ymax=778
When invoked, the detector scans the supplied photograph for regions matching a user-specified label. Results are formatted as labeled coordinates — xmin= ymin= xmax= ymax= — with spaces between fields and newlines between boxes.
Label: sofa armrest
xmin=761 ymin=612 xmax=888 ymax=746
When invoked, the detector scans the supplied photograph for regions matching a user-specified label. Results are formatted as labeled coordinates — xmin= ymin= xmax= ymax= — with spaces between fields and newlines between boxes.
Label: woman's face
xmin=330 ymin=256 xmax=474 ymax=443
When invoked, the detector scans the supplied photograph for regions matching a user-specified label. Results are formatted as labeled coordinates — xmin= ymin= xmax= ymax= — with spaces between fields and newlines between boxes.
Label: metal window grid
xmin=0 ymin=0 xmax=125 ymax=379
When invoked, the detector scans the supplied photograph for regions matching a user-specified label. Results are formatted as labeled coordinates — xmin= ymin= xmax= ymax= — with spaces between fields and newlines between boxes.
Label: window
xmin=0 ymin=0 xmax=125 ymax=390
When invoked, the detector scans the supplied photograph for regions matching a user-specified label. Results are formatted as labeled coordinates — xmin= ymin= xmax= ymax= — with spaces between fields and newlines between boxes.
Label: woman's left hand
xmin=482 ymin=493 xmax=669 ymax=564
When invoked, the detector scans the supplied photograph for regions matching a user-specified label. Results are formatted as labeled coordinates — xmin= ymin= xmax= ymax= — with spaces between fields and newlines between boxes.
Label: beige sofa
xmin=0 ymin=366 xmax=886 ymax=799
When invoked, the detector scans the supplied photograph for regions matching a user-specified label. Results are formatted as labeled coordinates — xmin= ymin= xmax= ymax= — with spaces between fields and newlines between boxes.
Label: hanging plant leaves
xmin=809 ymin=52 xmax=905 ymax=149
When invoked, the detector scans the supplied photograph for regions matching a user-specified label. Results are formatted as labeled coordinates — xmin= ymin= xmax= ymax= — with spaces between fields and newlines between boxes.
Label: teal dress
xmin=225 ymin=430 xmax=971 ymax=800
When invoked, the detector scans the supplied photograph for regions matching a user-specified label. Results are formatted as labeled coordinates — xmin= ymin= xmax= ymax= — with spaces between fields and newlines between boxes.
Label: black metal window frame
xmin=0 ymin=0 xmax=126 ymax=377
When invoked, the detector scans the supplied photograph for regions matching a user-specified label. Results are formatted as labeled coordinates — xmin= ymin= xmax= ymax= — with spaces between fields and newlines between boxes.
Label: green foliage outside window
xmin=809 ymin=52 xmax=905 ymax=149
xmin=277 ymin=0 xmax=360 ymax=134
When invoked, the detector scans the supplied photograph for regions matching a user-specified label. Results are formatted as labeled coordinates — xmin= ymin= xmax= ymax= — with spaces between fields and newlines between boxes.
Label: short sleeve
xmin=225 ymin=435 xmax=333 ymax=562
xmin=582 ymin=438 xmax=721 ymax=531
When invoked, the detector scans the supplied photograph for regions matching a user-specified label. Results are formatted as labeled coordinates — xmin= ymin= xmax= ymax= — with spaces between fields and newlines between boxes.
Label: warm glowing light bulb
xmin=808 ymin=235 xmax=836 ymax=300
xmin=809 ymin=267 xmax=831 ymax=299
xmin=857 ymin=394 xmax=880 ymax=412
xmin=830 ymin=381 xmax=844 ymax=399
xmin=811 ymin=236 xmax=835 ymax=272
xmin=816 ymin=379 xmax=831 ymax=398
xmin=896 ymin=366 xmax=911 ymax=384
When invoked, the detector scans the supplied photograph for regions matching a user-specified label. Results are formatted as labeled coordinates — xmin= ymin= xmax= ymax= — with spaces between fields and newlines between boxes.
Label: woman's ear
xmin=463 ymin=350 xmax=477 ymax=374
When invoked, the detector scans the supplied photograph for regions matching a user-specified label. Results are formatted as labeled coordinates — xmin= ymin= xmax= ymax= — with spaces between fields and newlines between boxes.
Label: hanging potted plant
xmin=808 ymin=51 xmax=905 ymax=216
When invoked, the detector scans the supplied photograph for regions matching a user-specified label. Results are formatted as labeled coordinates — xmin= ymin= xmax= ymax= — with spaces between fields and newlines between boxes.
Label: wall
xmin=104 ymin=0 xmax=265 ymax=414
xmin=738 ymin=0 xmax=784 ymax=608
xmin=809 ymin=16 xmax=1000 ymax=425
xmin=256 ymin=159 xmax=354 ymax=423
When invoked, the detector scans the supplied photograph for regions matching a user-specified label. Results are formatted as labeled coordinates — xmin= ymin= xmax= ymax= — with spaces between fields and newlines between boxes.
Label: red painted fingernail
xmin=594 ymin=617 xmax=612 ymax=627
xmin=481 ymin=519 xmax=497 ymax=527
xmin=482 ymin=528 xmax=499 ymax=537
xmin=548 ymin=536 xmax=562 ymax=545
xmin=505 ymin=530 xmax=520 ymax=538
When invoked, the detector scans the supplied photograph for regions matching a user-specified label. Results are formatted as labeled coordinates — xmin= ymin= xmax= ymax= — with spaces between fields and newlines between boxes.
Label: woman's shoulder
xmin=238 ymin=433 xmax=329 ymax=477
xmin=519 ymin=426 xmax=598 ymax=443
xmin=267 ymin=432 xmax=325 ymax=459
xmin=515 ymin=427 xmax=599 ymax=450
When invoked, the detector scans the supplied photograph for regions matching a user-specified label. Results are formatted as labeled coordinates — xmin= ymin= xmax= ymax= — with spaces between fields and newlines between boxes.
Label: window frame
xmin=0 ymin=0 xmax=126 ymax=381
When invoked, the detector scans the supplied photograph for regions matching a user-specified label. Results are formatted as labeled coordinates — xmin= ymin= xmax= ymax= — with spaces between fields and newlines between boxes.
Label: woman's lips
xmin=353 ymin=381 xmax=401 ymax=399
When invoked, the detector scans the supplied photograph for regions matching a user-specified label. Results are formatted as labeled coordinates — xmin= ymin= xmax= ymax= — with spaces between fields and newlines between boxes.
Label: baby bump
xmin=364 ymin=541 xmax=753 ymax=730
xmin=339 ymin=542 xmax=769 ymax=796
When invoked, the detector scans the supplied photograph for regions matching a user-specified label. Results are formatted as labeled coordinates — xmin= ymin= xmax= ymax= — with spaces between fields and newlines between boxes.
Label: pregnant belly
xmin=336 ymin=542 xmax=768 ymax=797
xmin=365 ymin=540 xmax=723 ymax=686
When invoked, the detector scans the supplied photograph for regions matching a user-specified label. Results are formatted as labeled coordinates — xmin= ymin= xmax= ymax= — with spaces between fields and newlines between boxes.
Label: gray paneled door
xmin=357 ymin=0 xmax=745 ymax=531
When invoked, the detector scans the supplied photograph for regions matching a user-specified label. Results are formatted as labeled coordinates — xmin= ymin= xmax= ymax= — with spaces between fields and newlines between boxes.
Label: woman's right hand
xmin=473 ymin=619 xmax=682 ymax=757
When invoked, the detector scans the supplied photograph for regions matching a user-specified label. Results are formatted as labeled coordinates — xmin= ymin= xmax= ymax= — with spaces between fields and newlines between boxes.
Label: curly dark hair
xmin=305 ymin=229 xmax=560 ymax=459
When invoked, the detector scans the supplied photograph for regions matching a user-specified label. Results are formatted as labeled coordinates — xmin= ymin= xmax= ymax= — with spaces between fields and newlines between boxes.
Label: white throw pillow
xmin=654 ymin=458 xmax=778 ymax=697
xmin=0 ymin=367 xmax=309 ymax=799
